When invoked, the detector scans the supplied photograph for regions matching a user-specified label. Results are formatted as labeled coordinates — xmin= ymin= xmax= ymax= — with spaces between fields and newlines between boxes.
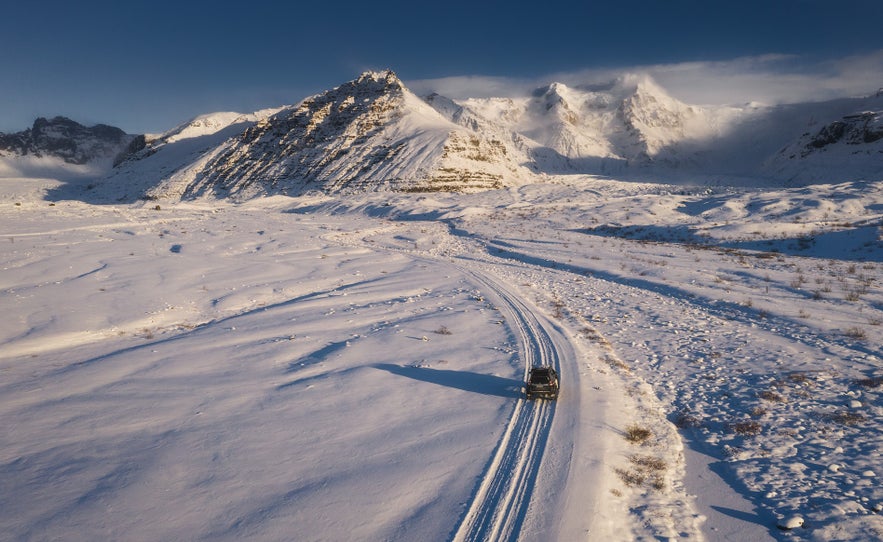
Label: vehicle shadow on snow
xmin=373 ymin=363 xmax=522 ymax=398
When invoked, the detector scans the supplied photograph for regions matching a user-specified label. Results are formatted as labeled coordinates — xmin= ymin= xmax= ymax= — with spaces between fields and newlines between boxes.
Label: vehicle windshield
xmin=531 ymin=371 xmax=551 ymax=383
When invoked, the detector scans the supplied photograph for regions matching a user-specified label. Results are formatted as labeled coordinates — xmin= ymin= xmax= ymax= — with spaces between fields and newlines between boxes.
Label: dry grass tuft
xmin=731 ymin=420 xmax=763 ymax=436
xmin=624 ymin=424 xmax=652 ymax=445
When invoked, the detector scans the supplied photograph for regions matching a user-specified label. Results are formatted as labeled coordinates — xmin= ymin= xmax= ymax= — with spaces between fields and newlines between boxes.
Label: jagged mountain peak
xmin=95 ymin=70 xmax=883 ymax=200
xmin=163 ymin=112 xmax=256 ymax=142
xmin=355 ymin=69 xmax=402 ymax=86
xmin=0 ymin=116 xmax=134 ymax=166
xmin=136 ymin=70 xmax=533 ymax=200
xmin=327 ymin=69 xmax=406 ymax=101
xmin=572 ymin=73 xmax=670 ymax=102
xmin=532 ymin=81 xmax=571 ymax=98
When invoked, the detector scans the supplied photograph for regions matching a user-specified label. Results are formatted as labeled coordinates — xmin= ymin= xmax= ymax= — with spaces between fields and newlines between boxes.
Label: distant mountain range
xmin=0 ymin=116 xmax=138 ymax=165
xmin=2 ymin=71 xmax=881 ymax=199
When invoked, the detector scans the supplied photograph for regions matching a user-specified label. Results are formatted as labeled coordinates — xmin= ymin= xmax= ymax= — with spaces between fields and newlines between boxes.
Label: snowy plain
xmin=1 ymin=173 xmax=882 ymax=541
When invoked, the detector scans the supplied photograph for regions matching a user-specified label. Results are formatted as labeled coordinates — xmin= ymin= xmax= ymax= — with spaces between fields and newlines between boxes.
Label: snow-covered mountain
xmin=446 ymin=75 xmax=742 ymax=173
xmin=0 ymin=116 xmax=135 ymax=165
xmin=9 ymin=71 xmax=880 ymax=199
xmin=0 ymin=116 xmax=138 ymax=179
xmin=138 ymin=71 xmax=534 ymax=200
xmin=98 ymin=109 xmax=284 ymax=201
xmin=764 ymin=105 xmax=883 ymax=182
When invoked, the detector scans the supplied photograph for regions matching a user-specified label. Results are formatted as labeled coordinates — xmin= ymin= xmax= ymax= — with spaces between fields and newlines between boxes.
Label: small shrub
xmin=758 ymin=390 xmax=785 ymax=402
xmin=624 ymin=424 xmax=652 ymax=445
xmin=855 ymin=376 xmax=883 ymax=389
xmin=615 ymin=467 xmax=645 ymax=487
xmin=788 ymin=373 xmax=814 ymax=386
xmin=731 ymin=420 xmax=762 ymax=436
xmin=674 ymin=411 xmax=701 ymax=428
xmin=824 ymin=411 xmax=865 ymax=426
xmin=843 ymin=327 xmax=867 ymax=340
xmin=750 ymin=406 xmax=768 ymax=417
xmin=629 ymin=455 xmax=666 ymax=471
xmin=650 ymin=475 xmax=665 ymax=491
xmin=551 ymin=299 xmax=565 ymax=319
xmin=606 ymin=357 xmax=631 ymax=372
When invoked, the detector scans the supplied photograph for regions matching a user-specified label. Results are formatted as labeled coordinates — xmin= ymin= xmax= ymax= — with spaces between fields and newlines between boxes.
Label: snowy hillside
xmin=764 ymin=105 xmax=883 ymax=182
xmin=98 ymin=109 xmax=284 ymax=202
xmin=136 ymin=71 xmax=535 ymax=200
xmin=3 ymin=172 xmax=882 ymax=541
xmin=440 ymin=76 xmax=882 ymax=184
xmin=454 ymin=75 xmax=734 ymax=170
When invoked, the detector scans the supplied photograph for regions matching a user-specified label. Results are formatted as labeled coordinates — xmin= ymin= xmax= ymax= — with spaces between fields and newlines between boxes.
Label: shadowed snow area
xmin=2 ymin=175 xmax=882 ymax=540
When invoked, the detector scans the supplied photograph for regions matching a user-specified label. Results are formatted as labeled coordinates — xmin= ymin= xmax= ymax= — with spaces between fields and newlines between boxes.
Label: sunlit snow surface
xmin=2 ymin=175 xmax=882 ymax=541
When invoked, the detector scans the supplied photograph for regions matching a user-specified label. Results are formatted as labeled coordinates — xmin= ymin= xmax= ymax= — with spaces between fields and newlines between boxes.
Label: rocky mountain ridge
xmin=763 ymin=107 xmax=883 ymax=182
xmin=5 ymin=71 xmax=882 ymax=199
xmin=140 ymin=71 xmax=534 ymax=199
xmin=0 ymin=116 xmax=137 ymax=165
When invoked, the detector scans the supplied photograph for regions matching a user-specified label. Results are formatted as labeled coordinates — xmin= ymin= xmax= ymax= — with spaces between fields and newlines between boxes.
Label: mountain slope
xmin=452 ymin=75 xmax=738 ymax=172
xmin=763 ymin=102 xmax=883 ymax=182
xmin=61 ymin=71 xmax=883 ymax=201
xmin=96 ymin=109 xmax=283 ymax=202
xmin=142 ymin=71 xmax=534 ymax=200
xmin=443 ymin=76 xmax=883 ymax=184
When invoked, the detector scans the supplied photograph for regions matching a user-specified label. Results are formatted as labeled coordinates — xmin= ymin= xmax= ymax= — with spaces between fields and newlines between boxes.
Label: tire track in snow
xmin=450 ymin=270 xmax=558 ymax=542
xmin=321 ymin=220 xmax=563 ymax=541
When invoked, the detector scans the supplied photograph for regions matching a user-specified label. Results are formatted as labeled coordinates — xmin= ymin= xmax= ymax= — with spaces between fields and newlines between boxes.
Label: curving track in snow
xmin=449 ymin=270 xmax=561 ymax=542
xmin=324 ymin=221 xmax=573 ymax=541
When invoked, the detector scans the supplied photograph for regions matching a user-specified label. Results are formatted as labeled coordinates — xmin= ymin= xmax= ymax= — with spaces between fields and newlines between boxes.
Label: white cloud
xmin=407 ymin=75 xmax=535 ymax=100
xmin=406 ymin=50 xmax=883 ymax=106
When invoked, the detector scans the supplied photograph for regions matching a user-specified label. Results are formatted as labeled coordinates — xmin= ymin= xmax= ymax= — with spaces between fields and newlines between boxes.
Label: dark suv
xmin=526 ymin=366 xmax=559 ymax=400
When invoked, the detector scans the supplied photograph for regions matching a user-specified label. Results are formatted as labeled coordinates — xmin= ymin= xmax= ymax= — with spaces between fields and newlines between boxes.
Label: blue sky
xmin=2 ymin=0 xmax=882 ymax=134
